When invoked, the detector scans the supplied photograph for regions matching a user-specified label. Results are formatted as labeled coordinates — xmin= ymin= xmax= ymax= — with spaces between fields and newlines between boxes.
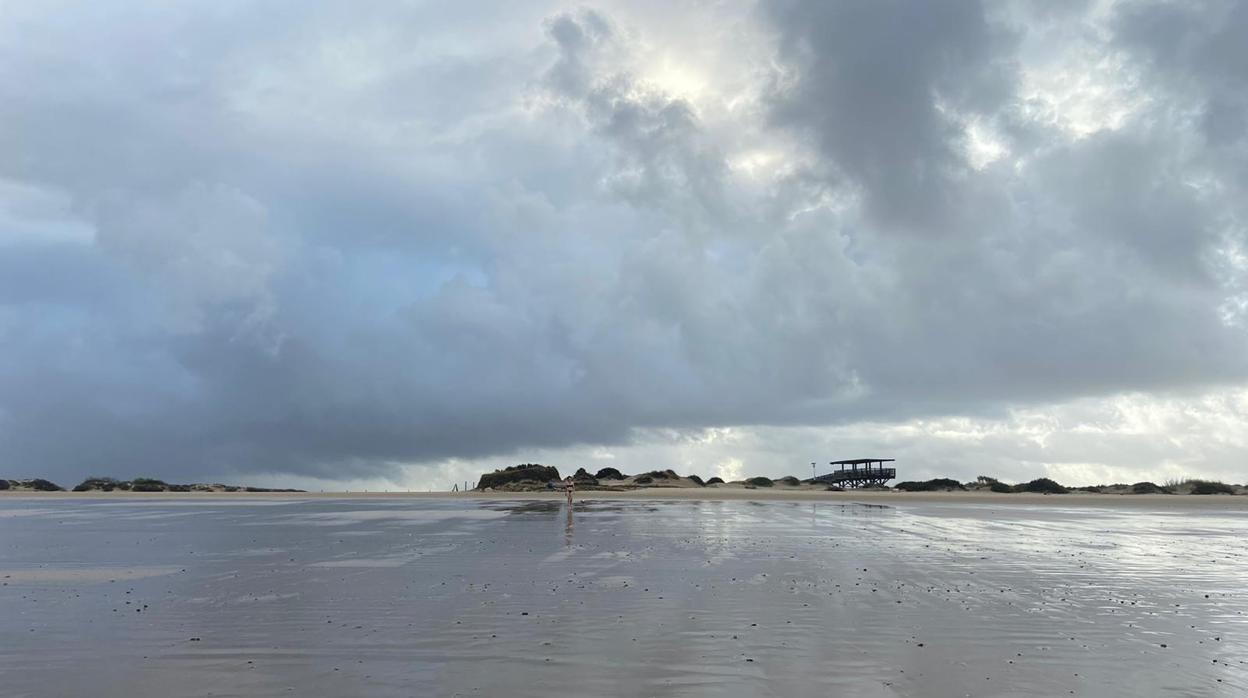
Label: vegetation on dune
xmin=70 ymin=477 xmax=300 ymax=493
xmin=777 ymin=476 xmax=801 ymax=486
xmin=594 ymin=467 xmax=625 ymax=480
xmin=22 ymin=478 xmax=65 ymax=491
xmin=975 ymin=475 xmax=1014 ymax=493
xmin=130 ymin=477 xmax=170 ymax=492
xmin=477 ymin=464 xmax=561 ymax=490
xmin=572 ymin=468 xmax=599 ymax=486
xmin=1162 ymin=478 xmax=1235 ymax=495
xmin=1131 ymin=481 xmax=1169 ymax=494
xmin=1016 ymin=477 xmax=1069 ymax=494
xmin=632 ymin=470 xmax=680 ymax=485
xmin=705 ymin=477 xmax=725 ymax=485
xmin=687 ymin=474 xmax=705 ymax=486
xmin=0 ymin=479 xmax=9 ymax=490
xmin=894 ymin=478 xmax=965 ymax=492
xmin=1187 ymin=480 xmax=1234 ymax=495
xmin=73 ymin=477 xmax=124 ymax=492
xmin=745 ymin=476 xmax=774 ymax=487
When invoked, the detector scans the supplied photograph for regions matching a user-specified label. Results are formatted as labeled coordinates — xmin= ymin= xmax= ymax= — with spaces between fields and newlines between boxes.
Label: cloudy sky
xmin=2 ymin=0 xmax=1247 ymax=490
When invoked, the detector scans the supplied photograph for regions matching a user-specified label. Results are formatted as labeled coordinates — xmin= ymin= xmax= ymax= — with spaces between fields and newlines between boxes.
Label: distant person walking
xmin=563 ymin=476 xmax=574 ymax=505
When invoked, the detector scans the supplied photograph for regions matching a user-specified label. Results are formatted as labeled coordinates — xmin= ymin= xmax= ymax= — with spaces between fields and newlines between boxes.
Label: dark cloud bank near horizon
xmin=1 ymin=0 xmax=1247 ymax=486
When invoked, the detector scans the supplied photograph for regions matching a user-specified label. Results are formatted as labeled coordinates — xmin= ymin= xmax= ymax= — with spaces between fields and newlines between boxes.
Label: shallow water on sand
xmin=2 ymin=498 xmax=1246 ymax=697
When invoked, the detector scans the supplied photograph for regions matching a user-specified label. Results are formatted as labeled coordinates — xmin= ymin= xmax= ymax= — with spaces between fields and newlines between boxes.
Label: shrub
xmin=1189 ymin=480 xmax=1234 ymax=495
xmin=130 ymin=478 xmax=169 ymax=492
xmin=895 ymin=478 xmax=965 ymax=492
xmin=687 ymin=474 xmax=705 ymax=486
xmin=571 ymin=468 xmax=598 ymax=486
xmin=1131 ymin=481 xmax=1168 ymax=494
xmin=1018 ymin=478 xmax=1068 ymax=494
xmin=73 ymin=477 xmax=124 ymax=492
xmin=705 ymin=477 xmax=724 ymax=485
xmin=167 ymin=484 xmax=191 ymax=492
xmin=745 ymin=476 xmax=774 ymax=487
xmin=0 ymin=479 xmax=9 ymax=490
xmin=477 ymin=464 xmax=561 ymax=490
xmin=27 ymin=478 xmax=64 ymax=492
xmin=594 ymin=467 xmax=625 ymax=480
xmin=934 ymin=479 xmax=964 ymax=491
xmin=976 ymin=476 xmax=1000 ymax=485
xmin=633 ymin=475 xmax=654 ymax=484
xmin=777 ymin=476 xmax=801 ymax=486
xmin=989 ymin=481 xmax=1013 ymax=493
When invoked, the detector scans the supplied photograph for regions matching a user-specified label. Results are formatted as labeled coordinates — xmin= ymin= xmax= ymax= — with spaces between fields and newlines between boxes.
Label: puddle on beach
xmin=1 ymin=497 xmax=1246 ymax=696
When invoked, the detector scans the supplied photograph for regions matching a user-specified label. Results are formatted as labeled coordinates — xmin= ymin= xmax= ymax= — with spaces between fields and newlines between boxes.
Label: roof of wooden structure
xmin=829 ymin=458 xmax=895 ymax=465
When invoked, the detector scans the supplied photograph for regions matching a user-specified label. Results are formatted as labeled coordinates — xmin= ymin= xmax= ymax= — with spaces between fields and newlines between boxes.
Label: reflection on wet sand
xmin=1 ymin=497 xmax=1245 ymax=697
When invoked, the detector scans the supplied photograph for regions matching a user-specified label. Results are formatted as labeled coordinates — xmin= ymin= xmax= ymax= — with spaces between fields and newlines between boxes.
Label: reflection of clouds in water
xmin=543 ymin=549 xmax=576 ymax=564
xmin=282 ymin=509 xmax=507 ymax=526
xmin=83 ymin=500 xmax=305 ymax=507
xmin=0 ymin=508 xmax=59 ymax=518
xmin=308 ymin=543 xmax=458 ymax=568
xmin=0 ymin=566 xmax=181 ymax=583
xmin=228 ymin=592 xmax=300 ymax=604
xmin=232 ymin=547 xmax=288 ymax=557
xmin=3 ymin=498 xmax=1247 ymax=696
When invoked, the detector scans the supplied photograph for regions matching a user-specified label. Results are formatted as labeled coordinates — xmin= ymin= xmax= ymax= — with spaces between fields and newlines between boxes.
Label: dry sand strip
xmin=4 ymin=487 xmax=1248 ymax=509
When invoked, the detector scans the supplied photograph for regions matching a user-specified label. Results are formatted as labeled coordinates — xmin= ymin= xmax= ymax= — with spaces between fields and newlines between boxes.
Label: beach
xmin=2 ymin=495 xmax=1245 ymax=696
xmin=7 ymin=486 xmax=1248 ymax=509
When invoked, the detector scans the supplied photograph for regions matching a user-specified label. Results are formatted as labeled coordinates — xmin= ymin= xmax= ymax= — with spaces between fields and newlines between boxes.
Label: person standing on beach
xmin=563 ymin=475 xmax=574 ymax=505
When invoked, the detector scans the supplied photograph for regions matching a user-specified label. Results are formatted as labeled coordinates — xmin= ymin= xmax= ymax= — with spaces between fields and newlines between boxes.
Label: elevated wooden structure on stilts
xmin=813 ymin=459 xmax=896 ymax=488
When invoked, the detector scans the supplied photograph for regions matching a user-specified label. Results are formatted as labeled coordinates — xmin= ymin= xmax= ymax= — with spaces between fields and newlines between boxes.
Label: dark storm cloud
xmin=0 ymin=1 xmax=1245 ymax=484
xmin=764 ymin=0 xmax=1016 ymax=231
xmin=760 ymin=0 xmax=1248 ymax=403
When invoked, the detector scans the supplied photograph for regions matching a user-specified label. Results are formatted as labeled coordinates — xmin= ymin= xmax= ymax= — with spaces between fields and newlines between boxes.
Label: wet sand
xmin=2 ymin=497 xmax=1246 ymax=696
xmin=6 ymin=487 xmax=1248 ymax=509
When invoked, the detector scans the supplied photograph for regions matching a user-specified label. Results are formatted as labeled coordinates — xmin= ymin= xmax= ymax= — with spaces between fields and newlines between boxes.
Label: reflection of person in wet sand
xmin=564 ymin=502 xmax=574 ymax=546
